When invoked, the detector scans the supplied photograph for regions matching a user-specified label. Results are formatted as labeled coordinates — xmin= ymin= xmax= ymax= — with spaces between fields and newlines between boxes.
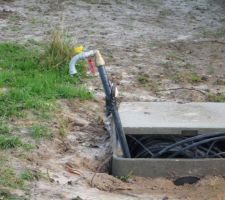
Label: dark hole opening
xmin=173 ymin=176 xmax=200 ymax=186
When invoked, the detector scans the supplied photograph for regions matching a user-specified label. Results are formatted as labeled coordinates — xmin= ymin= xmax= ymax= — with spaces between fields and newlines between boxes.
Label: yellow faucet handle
xmin=73 ymin=45 xmax=84 ymax=54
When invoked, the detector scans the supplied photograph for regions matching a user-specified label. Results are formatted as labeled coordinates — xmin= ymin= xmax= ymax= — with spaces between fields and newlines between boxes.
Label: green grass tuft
xmin=0 ymin=135 xmax=33 ymax=150
xmin=0 ymin=189 xmax=27 ymax=200
xmin=0 ymin=120 xmax=10 ymax=134
xmin=116 ymin=171 xmax=133 ymax=182
xmin=0 ymin=135 xmax=23 ymax=149
xmin=173 ymin=71 xmax=201 ymax=84
xmin=0 ymin=168 xmax=24 ymax=189
xmin=208 ymin=93 xmax=225 ymax=102
xmin=30 ymin=125 xmax=52 ymax=139
xmin=20 ymin=169 xmax=35 ymax=181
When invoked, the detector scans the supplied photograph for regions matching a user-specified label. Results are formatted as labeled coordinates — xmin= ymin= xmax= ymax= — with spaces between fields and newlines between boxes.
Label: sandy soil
xmin=1 ymin=0 xmax=225 ymax=199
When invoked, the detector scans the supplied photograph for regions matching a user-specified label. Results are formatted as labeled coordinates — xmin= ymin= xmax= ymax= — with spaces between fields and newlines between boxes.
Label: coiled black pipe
xmin=127 ymin=133 xmax=225 ymax=159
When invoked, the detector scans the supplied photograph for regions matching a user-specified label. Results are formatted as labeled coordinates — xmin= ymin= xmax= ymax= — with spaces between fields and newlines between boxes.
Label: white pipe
xmin=69 ymin=50 xmax=95 ymax=76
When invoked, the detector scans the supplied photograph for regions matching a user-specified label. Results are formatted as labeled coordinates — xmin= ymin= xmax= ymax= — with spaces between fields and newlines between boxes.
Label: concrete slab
xmin=119 ymin=102 xmax=225 ymax=135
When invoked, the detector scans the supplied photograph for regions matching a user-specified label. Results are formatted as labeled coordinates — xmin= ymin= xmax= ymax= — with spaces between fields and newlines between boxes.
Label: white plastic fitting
xmin=69 ymin=50 xmax=95 ymax=76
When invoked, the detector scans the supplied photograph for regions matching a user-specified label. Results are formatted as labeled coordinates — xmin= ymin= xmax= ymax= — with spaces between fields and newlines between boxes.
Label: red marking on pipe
xmin=88 ymin=59 xmax=95 ymax=74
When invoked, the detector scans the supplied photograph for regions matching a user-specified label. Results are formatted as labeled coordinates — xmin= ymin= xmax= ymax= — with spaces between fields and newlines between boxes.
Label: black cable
xmin=154 ymin=132 xmax=225 ymax=158
xmin=169 ymin=136 xmax=225 ymax=158
xmin=209 ymin=152 xmax=225 ymax=158
xmin=127 ymin=134 xmax=225 ymax=159
xmin=127 ymin=135 xmax=154 ymax=157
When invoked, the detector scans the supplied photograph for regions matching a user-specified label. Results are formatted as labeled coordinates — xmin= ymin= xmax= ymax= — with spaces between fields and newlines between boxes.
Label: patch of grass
xmin=202 ymin=27 xmax=225 ymax=38
xmin=143 ymin=0 xmax=162 ymax=8
xmin=190 ymin=73 xmax=201 ymax=82
xmin=30 ymin=125 xmax=52 ymax=139
xmin=0 ymin=120 xmax=10 ymax=134
xmin=0 ymin=158 xmax=34 ymax=191
xmin=158 ymin=9 xmax=174 ymax=18
xmin=0 ymin=163 xmax=24 ymax=189
xmin=166 ymin=52 xmax=184 ymax=62
xmin=165 ymin=53 xmax=195 ymax=69
xmin=220 ymin=17 xmax=225 ymax=23
xmin=138 ymin=73 xmax=158 ymax=92
xmin=0 ymin=189 xmax=27 ymax=200
xmin=117 ymin=172 xmax=133 ymax=182
xmin=208 ymin=93 xmax=225 ymax=102
xmin=215 ymin=78 xmax=225 ymax=85
xmin=0 ymin=135 xmax=32 ymax=150
xmin=30 ymin=17 xmax=44 ymax=25
xmin=207 ymin=66 xmax=215 ymax=75
xmin=20 ymin=169 xmax=35 ymax=181
xmin=163 ymin=60 xmax=195 ymax=69
xmin=8 ymin=15 xmax=20 ymax=22
xmin=57 ymin=117 xmax=70 ymax=137
xmin=138 ymin=74 xmax=150 ymax=84
xmin=0 ymin=41 xmax=92 ymax=118
xmin=173 ymin=71 xmax=201 ymax=84
xmin=0 ymin=135 xmax=23 ymax=149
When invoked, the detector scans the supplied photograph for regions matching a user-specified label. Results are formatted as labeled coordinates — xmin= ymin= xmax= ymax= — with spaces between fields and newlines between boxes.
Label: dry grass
xmin=41 ymin=28 xmax=74 ymax=70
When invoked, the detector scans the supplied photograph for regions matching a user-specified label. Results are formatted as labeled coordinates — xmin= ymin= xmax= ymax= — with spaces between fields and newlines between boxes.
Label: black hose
xmin=154 ymin=132 xmax=225 ymax=158
xmin=169 ymin=136 xmax=225 ymax=158
xmin=127 ymin=133 xmax=225 ymax=159
xmin=128 ymin=135 xmax=153 ymax=157
xmin=98 ymin=65 xmax=131 ymax=158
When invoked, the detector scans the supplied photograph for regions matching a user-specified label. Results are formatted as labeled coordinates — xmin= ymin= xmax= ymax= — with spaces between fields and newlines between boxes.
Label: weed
xmin=8 ymin=15 xmax=20 ymax=22
xmin=208 ymin=67 xmax=215 ymax=75
xmin=173 ymin=71 xmax=201 ymax=84
xmin=0 ymin=157 xmax=35 ymax=190
xmin=0 ymin=120 xmax=10 ymax=134
xmin=117 ymin=172 xmax=133 ymax=182
xmin=208 ymin=93 xmax=225 ymax=102
xmin=166 ymin=52 xmax=184 ymax=62
xmin=40 ymin=28 xmax=73 ymax=70
xmin=221 ymin=17 xmax=225 ymax=23
xmin=0 ymin=167 xmax=24 ymax=189
xmin=0 ymin=189 xmax=27 ymax=200
xmin=30 ymin=125 xmax=52 ymax=139
xmin=138 ymin=73 xmax=158 ymax=92
xmin=20 ymin=169 xmax=35 ymax=181
xmin=215 ymin=78 xmax=225 ymax=85
xmin=144 ymin=0 xmax=162 ymax=8
xmin=0 ymin=135 xmax=23 ymax=149
xmin=190 ymin=73 xmax=201 ymax=82
xmin=202 ymin=27 xmax=225 ymax=38
xmin=30 ymin=17 xmax=44 ymax=25
xmin=158 ymin=9 xmax=174 ymax=18
xmin=138 ymin=74 xmax=149 ymax=84
xmin=0 ymin=135 xmax=32 ymax=150
xmin=57 ymin=117 xmax=70 ymax=136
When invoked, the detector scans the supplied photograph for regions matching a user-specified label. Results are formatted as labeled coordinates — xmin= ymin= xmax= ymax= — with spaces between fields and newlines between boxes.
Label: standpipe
xmin=69 ymin=50 xmax=131 ymax=158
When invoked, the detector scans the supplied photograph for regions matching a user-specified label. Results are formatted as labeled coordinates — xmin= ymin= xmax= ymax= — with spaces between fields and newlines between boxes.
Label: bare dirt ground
xmin=1 ymin=0 xmax=225 ymax=199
